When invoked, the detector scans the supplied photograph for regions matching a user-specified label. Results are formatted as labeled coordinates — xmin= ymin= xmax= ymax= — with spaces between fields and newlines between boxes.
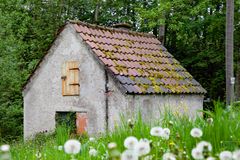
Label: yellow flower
xmin=169 ymin=141 xmax=175 ymax=146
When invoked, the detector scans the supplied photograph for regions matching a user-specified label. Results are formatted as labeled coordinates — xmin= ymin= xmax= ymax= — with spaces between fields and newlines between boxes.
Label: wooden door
xmin=76 ymin=112 xmax=87 ymax=135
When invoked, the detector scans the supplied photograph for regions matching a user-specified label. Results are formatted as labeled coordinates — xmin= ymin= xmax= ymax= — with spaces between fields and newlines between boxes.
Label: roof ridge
xmin=68 ymin=20 xmax=156 ymax=38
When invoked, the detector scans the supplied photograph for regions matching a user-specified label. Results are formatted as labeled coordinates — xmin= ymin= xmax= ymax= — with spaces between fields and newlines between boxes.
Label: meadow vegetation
xmin=0 ymin=102 xmax=240 ymax=159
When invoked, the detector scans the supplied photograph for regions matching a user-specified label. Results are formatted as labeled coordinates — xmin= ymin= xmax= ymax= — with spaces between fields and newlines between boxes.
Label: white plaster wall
xmin=130 ymin=94 xmax=204 ymax=120
xmin=23 ymin=24 xmax=106 ymax=139
xmin=107 ymin=75 xmax=130 ymax=129
xmin=107 ymin=74 xmax=204 ymax=129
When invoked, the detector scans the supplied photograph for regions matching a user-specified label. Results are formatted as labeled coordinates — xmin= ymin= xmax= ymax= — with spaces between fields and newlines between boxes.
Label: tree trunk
xmin=225 ymin=0 xmax=234 ymax=105
xmin=236 ymin=49 xmax=240 ymax=101
xmin=94 ymin=2 xmax=100 ymax=24
xmin=158 ymin=24 xmax=165 ymax=45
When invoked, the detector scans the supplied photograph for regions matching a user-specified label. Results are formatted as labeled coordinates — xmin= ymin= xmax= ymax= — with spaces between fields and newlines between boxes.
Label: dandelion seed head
xmin=89 ymin=148 xmax=98 ymax=157
xmin=207 ymin=118 xmax=213 ymax=124
xmin=150 ymin=127 xmax=163 ymax=137
xmin=191 ymin=147 xmax=204 ymax=159
xmin=64 ymin=139 xmax=81 ymax=155
xmin=121 ymin=150 xmax=138 ymax=160
xmin=89 ymin=137 xmax=95 ymax=142
xmin=108 ymin=142 xmax=117 ymax=149
xmin=206 ymin=157 xmax=216 ymax=160
xmin=139 ymin=138 xmax=150 ymax=143
xmin=142 ymin=155 xmax=153 ymax=160
xmin=233 ymin=150 xmax=240 ymax=160
xmin=134 ymin=140 xmax=151 ymax=157
xmin=35 ymin=152 xmax=42 ymax=159
xmin=127 ymin=119 xmax=132 ymax=123
xmin=162 ymin=128 xmax=170 ymax=140
xmin=197 ymin=141 xmax=212 ymax=152
xmin=162 ymin=152 xmax=176 ymax=160
xmin=124 ymin=136 xmax=138 ymax=150
xmin=219 ymin=151 xmax=232 ymax=160
xmin=58 ymin=145 xmax=63 ymax=151
xmin=190 ymin=128 xmax=203 ymax=138
xmin=0 ymin=144 xmax=10 ymax=152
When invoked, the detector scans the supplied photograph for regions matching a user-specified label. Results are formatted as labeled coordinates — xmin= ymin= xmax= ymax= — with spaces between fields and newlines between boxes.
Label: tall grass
xmin=55 ymin=124 xmax=71 ymax=145
xmin=6 ymin=102 xmax=240 ymax=159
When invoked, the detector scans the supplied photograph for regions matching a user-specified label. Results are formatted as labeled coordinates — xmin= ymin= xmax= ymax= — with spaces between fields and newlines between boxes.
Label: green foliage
xmin=7 ymin=103 xmax=240 ymax=159
xmin=137 ymin=0 xmax=240 ymax=101
xmin=55 ymin=125 xmax=71 ymax=146
xmin=55 ymin=112 xmax=76 ymax=134
xmin=0 ymin=0 xmax=62 ymax=141
xmin=0 ymin=0 xmax=240 ymax=140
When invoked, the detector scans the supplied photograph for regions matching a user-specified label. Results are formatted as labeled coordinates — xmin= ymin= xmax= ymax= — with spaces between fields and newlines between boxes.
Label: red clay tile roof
xmin=72 ymin=21 xmax=206 ymax=94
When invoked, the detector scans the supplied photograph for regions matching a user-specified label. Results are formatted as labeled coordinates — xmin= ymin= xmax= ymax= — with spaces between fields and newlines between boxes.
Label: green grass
xmin=2 ymin=102 xmax=240 ymax=159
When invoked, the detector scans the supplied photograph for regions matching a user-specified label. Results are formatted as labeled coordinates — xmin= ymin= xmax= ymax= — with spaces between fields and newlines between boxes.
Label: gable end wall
xmin=23 ymin=24 xmax=115 ymax=138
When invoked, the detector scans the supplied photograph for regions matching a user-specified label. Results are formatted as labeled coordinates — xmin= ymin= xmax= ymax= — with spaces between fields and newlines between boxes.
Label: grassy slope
xmin=7 ymin=102 xmax=240 ymax=159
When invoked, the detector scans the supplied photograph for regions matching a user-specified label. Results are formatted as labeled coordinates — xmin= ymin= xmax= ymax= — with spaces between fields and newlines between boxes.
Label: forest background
xmin=0 ymin=0 xmax=239 ymax=141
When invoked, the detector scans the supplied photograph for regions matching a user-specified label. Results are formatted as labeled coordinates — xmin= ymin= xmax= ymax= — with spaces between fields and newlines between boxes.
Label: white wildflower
xmin=124 ymin=136 xmax=138 ymax=150
xmin=108 ymin=142 xmax=117 ymax=149
xmin=0 ymin=153 xmax=11 ymax=160
xmin=127 ymin=119 xmax=134 ymax=128
xmin=162 ymin=128 xmax=170 ymax=140
xmin=121 ymin=150 xmax=138 ymax=160
xmin=206 ymin=118 xmax=213 ymax=124
xmin=150 ymin=127 xmax=163 ymax=137
xmin=127 ymin=119 xmax=132 ymax=124
xmin=163 ymin=152 xmax=176 ymax=160
xmin=169 ymin=121 xmax=174 ymax=125
xmin=58 ymin=145 xmax=63 ymax=151
xmin=219 ymin=151 xmax=232 ymax=160
xmin=35 ymin=152 xmax=42 ymax=159
xmin=89 ymin=137 xmax=95 ymax=142
xmin=134 ymin=140 xmax=151 ymax=157
xmin=142 ymin=155 xmax=153 ymax=160
xmin=64 ymin=139 xmax=81 ymax=155
xmin=191 ymin=147 xmax=204 ymax=159
xmin=89 ymin=148 xmax=98 ymax=157
xmin=196 ymin=141 xmax=212 ymax=152
xmin=190 ymin=128 xmax=203 ymax=138
xmin=0 ymin=145 xmax=10 ymax=152
xmin=206 ymin=157 xmax=216 ymax=160
xmin=139 ymin=138 xmax=150 ymax=143
xmin=233 ymin=150 xmax=240 ymax=160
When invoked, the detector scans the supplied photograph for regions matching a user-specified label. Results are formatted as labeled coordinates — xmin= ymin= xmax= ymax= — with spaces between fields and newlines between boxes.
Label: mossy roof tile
xmin=72 ymin=21 xmax=206 ymax=94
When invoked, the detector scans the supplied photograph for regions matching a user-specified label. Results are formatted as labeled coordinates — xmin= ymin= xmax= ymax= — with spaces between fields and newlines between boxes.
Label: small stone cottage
xmin=23 ymin=21 xmax=206 ymax=139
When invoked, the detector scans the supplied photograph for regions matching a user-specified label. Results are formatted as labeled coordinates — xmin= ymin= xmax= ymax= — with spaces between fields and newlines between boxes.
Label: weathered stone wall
xmin=23 ymin=24 xmax=107 ymax=139
xmin=107 ymin=74 xmax=204 ymax=130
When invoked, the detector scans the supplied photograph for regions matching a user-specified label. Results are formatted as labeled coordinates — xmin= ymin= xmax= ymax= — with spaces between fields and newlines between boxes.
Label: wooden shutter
xmin=62 ymin=61 xmax=80 ymax=96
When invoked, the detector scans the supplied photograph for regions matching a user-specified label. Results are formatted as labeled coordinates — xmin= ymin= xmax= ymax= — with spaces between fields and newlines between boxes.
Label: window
xmin=61 ymin=61 xmax=80 ymax=96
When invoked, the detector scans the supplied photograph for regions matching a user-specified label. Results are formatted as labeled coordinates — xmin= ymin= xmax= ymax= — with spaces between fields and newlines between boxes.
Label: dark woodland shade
xmin=73 ymin=21 xmax=206 ymax=94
